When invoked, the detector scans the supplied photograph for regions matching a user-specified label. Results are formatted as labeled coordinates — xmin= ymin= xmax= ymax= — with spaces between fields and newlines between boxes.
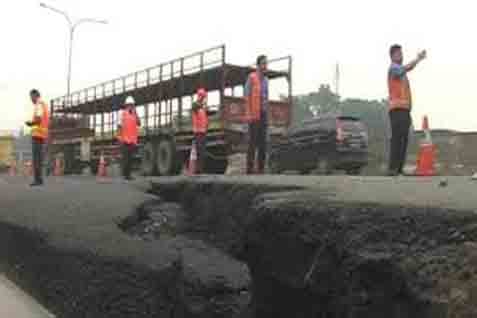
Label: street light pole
xmin=40 ymin=3 xmax=107 ymax=105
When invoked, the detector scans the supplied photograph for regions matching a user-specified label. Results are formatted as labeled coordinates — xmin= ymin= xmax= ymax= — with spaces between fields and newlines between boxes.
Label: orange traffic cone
xmin=415 ymin=115 xmax=436 ymax=176
xmin=53 ymin=157 xmax=64 ymax=177
xmin=97 ymin=153 xmax=108 ymax=181
xmin=187 ymin=142 xmax=197 ymax=176
xmin=24 ymin=161 xmax=33 ymax=177
xmin=422 ymin=115 xmax=432 ymax=144
xmin=8 ymin=159 xmax=16 ymax=177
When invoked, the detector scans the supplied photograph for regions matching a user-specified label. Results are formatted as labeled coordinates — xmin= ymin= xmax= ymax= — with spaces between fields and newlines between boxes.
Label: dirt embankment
xmin=149 ymin=177 xmax=477 ymax=318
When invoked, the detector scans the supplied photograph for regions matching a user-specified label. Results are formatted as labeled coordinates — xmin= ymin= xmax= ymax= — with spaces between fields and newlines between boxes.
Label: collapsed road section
xmin=0 ymin=176 xmax=477 ymax=317
xmin=147 ymin=176 xmax=477 ymax=318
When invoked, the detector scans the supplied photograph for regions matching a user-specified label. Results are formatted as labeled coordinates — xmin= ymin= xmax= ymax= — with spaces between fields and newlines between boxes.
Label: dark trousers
xmin=32 ymin=138 xmax=44 ymax=183
xmin=389 ymin=109 xmax=411 ymax=173
xmin=247 ymin=115 xmax=268 ymax=174
xmin=121 ymin=143 xmax=136 ymax=179
xmin=194 ymin=133 xmax=207 ymax=174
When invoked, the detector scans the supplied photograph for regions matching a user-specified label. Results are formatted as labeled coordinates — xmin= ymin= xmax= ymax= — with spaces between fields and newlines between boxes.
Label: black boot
xmin=30 ymin=180 xmax=44 ymax=187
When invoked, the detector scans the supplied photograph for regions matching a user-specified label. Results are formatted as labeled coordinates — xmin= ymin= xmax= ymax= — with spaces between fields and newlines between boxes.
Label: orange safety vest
xmin=120 ymin=109 xmax=139 ymax=145
xmin=32 ymin=100 xmax=49 ymax=140
xmin=388 ymin=67 xmax=412 ymax=111
xmin=245 ymin=71 xmax=262 ymax=122
xmin=192 ymin=107 xmax=208 ymax=134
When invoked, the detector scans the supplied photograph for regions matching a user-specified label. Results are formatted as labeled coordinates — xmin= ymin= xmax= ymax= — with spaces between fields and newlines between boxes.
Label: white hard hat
xmin=125 ymin=96 xmax=135 ymax=105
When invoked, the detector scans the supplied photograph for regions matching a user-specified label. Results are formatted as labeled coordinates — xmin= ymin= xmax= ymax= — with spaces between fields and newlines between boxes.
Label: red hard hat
xmin=197 ymin=88 xmax=207 ymax=98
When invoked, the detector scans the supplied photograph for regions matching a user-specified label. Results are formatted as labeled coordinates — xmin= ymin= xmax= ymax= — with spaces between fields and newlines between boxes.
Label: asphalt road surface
xmin=1 ymin=173 xmax=477 ymax=317
xmin=3 ymin=173 xmax=477 ymax=210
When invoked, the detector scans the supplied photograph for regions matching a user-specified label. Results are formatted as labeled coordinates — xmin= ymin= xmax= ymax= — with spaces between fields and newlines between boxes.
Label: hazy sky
xmin=1 ymin=0 xmax=476 ymax=131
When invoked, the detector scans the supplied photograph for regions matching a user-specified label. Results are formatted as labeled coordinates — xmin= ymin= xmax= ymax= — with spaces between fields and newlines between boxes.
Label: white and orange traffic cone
xmin=187 ymin=142 xmax=197 ymax=176
xmin=53 ymin=157 xmax=64 ymax=177
xmin=422 ymin=115 xmax=432 ymax=144
xmin=97 ymin=153 xmax=108 ymax=182
xmin=415 ymin=115 xmax=437 ymax=176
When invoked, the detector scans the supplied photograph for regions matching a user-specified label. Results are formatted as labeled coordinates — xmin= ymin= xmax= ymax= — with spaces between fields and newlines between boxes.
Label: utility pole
xmin=40 ymin=3 xmax=107 ymax=105
xmin=334 ymin=62 xmax=340 ymax=99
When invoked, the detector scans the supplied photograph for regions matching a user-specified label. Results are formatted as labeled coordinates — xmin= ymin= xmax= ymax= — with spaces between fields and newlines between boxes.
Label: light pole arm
xmin=40 ymin=2 xmax=107 ymax=103
xmin=73 ymin=18 xmax=108 ymax=31
xmin=39 ymin=3 xmax=72 ymax=28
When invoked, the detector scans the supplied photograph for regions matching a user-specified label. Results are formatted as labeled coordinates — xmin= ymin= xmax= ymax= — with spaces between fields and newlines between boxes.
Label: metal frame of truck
xmin=49 ymin=45 xmax=293 ymax=175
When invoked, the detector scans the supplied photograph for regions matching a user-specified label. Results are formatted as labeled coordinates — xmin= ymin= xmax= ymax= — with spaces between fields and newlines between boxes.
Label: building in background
xmin=13 ymin=130 xmax=33 ymax=167
xmin=0 ymin=132 xmax=14 ymax=169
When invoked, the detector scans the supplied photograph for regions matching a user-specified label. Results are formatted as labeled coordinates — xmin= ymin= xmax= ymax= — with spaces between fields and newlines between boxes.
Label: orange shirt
xmin=192 ymin=104 xmax=208 ymax=134
xmin=245 ymin=71 xmax=263 ymax=122
xmin=32 ymin=100 xmax=49 ymax=140
xmin=121 ymin=109 xmax=139 ymax=144
xmin=388 ymin=63 xmax=412 ymax=111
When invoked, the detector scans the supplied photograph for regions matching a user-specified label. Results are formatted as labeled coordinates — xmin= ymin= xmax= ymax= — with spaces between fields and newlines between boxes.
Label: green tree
xmin=290 ymin=84 xmax=340 ymax=125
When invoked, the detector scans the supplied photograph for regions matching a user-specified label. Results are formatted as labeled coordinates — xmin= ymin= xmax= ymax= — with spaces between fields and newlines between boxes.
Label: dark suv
xmin=268 ymin=115 xmax=368 ymax=175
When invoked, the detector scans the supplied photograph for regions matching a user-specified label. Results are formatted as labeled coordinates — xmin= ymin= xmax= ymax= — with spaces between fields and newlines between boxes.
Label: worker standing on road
xmin=245 ymin=55 xmax=269 ymax=174
xmin=192 ymin=88 xmax=209 ymax=174
xmin=25 ymin=89 xmax=49 ymax=187
xmin=387 ymin=45 xmax=426 ymax=176
xmin=118 ymin=96 xmax=141 ymax=181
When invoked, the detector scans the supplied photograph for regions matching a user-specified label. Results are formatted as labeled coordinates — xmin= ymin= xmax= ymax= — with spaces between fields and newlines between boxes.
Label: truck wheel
xmin=141 ymin=142 xmax=157 ymax=176
xmin=156 ymin=138 xmax=182 ymax=176
xmin=204 ymin=158 xmax=228 ymax=174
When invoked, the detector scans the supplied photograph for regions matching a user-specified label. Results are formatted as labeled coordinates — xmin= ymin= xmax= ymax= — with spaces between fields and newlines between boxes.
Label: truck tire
xmin=141 ymin=141 xmax=157 ymax=176
xmin=156 ymin=138 xmax=182 ymax=176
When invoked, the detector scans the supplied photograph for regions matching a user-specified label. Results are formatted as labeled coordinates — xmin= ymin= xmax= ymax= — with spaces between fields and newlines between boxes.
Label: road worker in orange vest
xmin=25 ymin=89 xmax=49 ymax=186
xmin=118 ymin=96 xmax=141 ymax=181
xmin=245 ymin=55 xmax=269 ymax=174
xmin=387 ymin=45 xmax=426 ymax=176
xmin=192 ymin=88 xmax=209 ymax=174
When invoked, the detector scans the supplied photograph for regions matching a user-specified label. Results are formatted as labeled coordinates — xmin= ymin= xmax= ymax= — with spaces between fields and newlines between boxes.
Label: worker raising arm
xmin=191 ymin=88 xmax=209 ymax=174
xmin=387 ymin=45 xmax=427 ymax=176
